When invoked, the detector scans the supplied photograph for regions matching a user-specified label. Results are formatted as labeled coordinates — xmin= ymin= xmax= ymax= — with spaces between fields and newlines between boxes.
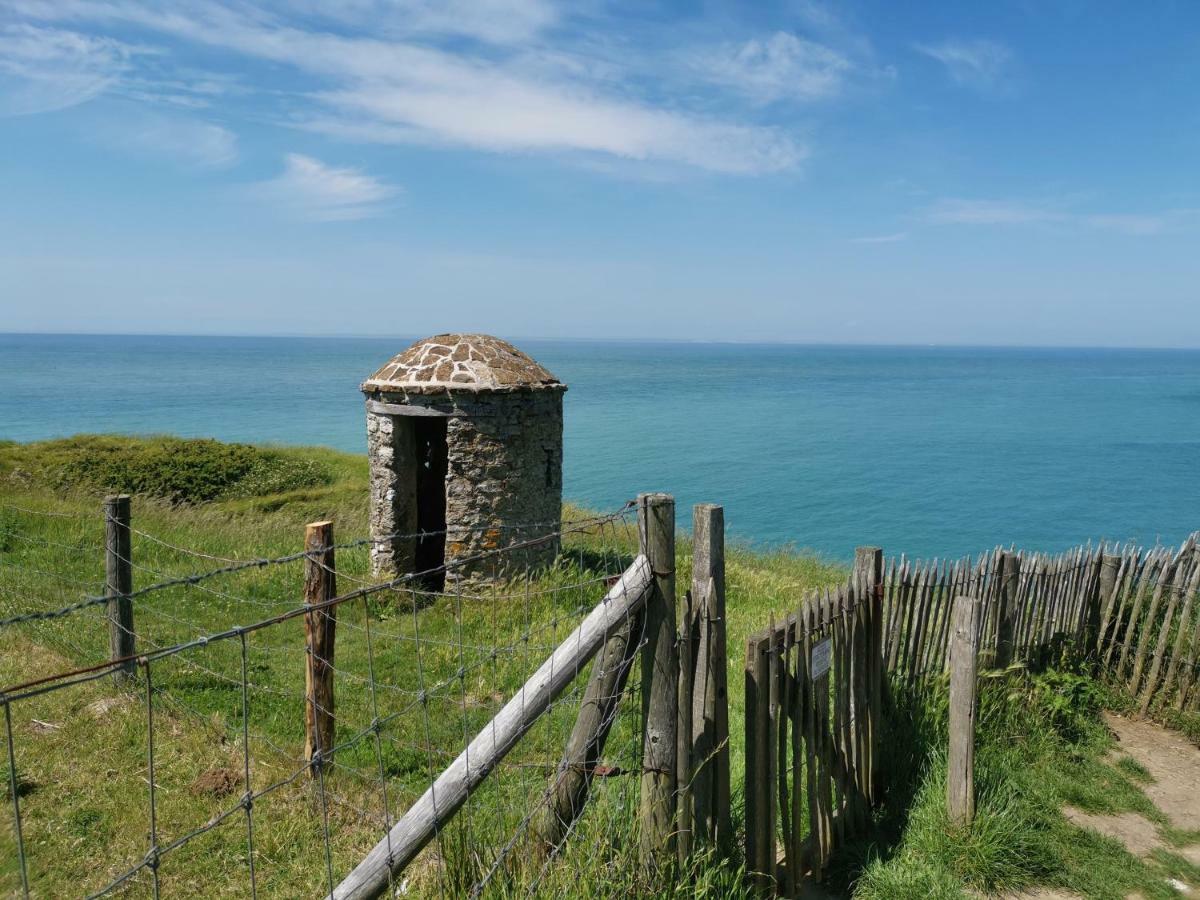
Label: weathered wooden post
xmin=854 ymin=547 xmax=883 ymax=804
xmin=947 ymin=594 xmax=981 ymax=827
xmin=677 ymin=584 xmax=694 ymax=868
xmin=996 ymin=551 xmax=1020 ymax=667
xmin=535 ymin=611 xmax=640 ymax=852
xmin=638 ymin=493 xmax=677 ymax=870
xmin=330 ymin=560 xmax=655 ymax=900
xmin=1095 ymin=552 xmax=1121 ymax=654
xmin=304 ymin=521 xmax=337 ymax=775
xmin=744 ymin=628 xmax=772 ymax=892
xmin=690 ymin=504 xmax=730 ymax=855
xmin=104 ymin=494 xmax=135 ymax=682
xmin=743 ymin=630 xmax=772 ymax=892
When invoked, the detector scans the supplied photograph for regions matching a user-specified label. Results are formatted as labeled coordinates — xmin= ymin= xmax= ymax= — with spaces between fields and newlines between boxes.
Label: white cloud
xmin=252 ymin=153 xmax=396 ymax=221
xmin=0 ymin=23 xmax=136 ymax=115
xmin=316 ymin=81 xmax=804 ymax=174
xmin=926 ymin=199 xmax=1181 ymax=235
xmin=276 ymin=0 xmax=558 ymax=45
xmin=914 ymin=39 xmax=1014 ymax=93
xmin=116 ymin=67 xmax=241 ymax=109
xmin=10 ymin=0 xmax=805 ymax=175
xmin=104 ymin=116 xmax=238 ymax=167
xmin=698 ymin=31 xmax=852 ymax=104
xmin=851 ymin=231 xmax=907 ymax=244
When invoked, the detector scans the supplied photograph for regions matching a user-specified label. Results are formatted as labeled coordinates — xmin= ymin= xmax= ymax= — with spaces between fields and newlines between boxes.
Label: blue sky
xmin=1 ymin=1 xmax=1198 ymax=346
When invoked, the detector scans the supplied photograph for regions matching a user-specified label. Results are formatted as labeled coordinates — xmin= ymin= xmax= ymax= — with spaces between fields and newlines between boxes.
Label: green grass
xmin=851 ymin=668 xmax=1198 ymax=900
xmin=1114 ymin=754 xmax=1153 ymax=783
xmin=2 ymin=435 xmax=1197 ymax=898
xmin=0 ymin=435 xmax=838 ymax=898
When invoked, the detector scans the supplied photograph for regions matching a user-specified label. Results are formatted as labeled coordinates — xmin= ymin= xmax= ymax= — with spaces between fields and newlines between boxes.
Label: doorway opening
xmin=413 ymin=416 xmax=448 ymax=592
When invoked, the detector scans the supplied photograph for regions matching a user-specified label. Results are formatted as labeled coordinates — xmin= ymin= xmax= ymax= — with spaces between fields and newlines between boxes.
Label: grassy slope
xmin=1 ymin=436 xmax=1196 ymax=899
xmin=0 ymin=436 xmax=839 ymax=897
xmin=850 ymin=670 xmax=1200 ymax=900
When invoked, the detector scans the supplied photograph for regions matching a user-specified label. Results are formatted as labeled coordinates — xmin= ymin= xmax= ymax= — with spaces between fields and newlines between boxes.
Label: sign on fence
xmin=811 ymin=638 xmax=832 ymax=679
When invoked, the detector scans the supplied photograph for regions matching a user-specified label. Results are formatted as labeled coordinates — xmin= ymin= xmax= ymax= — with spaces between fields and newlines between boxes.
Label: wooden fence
xmin=745 ymin=532 xmax=1200 ymax=895
xmin=744 ymin=549 xmax=884 ymax=893
xmin=881 ymin=532 xmax=1200 ymax=713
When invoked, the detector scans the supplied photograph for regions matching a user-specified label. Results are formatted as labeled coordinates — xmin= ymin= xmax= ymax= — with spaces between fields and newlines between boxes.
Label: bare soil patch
xmin=1106 ymin=712 xmax=1200 ymax=833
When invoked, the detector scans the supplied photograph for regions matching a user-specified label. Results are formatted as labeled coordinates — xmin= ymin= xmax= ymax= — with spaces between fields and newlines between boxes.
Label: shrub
xmin=4 ymin=435 xmax=331 ymax=504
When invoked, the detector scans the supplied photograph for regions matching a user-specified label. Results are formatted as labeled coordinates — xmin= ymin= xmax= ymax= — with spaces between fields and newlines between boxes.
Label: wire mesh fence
xmin=0 ymin=500 xmax=655 ymax=898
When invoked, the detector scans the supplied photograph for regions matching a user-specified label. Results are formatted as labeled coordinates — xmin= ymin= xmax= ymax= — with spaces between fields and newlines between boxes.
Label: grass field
xmin=1 ymin=436 xmax=1196 ymax=898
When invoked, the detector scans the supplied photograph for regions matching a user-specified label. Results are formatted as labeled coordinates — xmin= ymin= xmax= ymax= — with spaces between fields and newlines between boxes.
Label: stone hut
xmin=362 ymin=334 xmax=565 ymax=588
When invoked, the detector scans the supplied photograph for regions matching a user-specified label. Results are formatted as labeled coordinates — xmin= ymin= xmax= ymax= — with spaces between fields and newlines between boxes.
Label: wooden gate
xmin=744 ymin=548 xmax=884 ymax=894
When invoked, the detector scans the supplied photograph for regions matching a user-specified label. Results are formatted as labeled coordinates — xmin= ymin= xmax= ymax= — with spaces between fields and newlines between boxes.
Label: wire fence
xmin=0 ymin=500 xmax=655 ymax=898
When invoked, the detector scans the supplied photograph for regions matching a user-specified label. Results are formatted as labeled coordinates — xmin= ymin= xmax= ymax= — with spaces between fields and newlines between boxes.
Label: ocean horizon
xmin=3 ymin=332 xmax=1198 ymax=560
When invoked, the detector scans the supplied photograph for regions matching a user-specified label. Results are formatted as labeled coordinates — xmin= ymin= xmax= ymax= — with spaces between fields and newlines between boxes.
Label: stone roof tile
xmin=362 ymin=334 xmax=563 ymax=393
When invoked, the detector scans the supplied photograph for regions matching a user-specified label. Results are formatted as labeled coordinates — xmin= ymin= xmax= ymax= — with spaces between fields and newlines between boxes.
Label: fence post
xmin=638 ymin=493 xmax=677 ymax=871
xmin=535 ymin=610 xmax=640 ymax=853
xmin=104 ymin=494 xmax=135 ymax=682
xmin=947 ymin=594 xmax=981 ymax=828
xmin=677 ymin=585 xmax=694 ymax=869
xmin=854 ymin=547 xmax=883 ymax=804
xmin=995 ymin=551 xmax=1020 ymax=668
xmin=690 ymin=504 xmax=730 ymax=856
xmin=304 ymin=521 xmax=337 ymax=776
xmin=743 ymin=631 xmax=772 ymax=892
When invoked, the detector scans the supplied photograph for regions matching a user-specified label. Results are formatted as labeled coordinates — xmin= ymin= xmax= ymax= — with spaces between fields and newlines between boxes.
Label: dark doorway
xmin=413 ymin=417 xmax=448 ymax=592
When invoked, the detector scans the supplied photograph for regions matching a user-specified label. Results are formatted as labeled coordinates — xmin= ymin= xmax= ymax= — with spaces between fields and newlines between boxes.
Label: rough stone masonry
xmin=361 ymin=334 xmax=565 ymax=584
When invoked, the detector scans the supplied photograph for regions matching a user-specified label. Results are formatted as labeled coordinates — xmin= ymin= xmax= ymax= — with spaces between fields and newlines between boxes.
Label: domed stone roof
xmin=361 ymin=334 xmax=563 ymax=393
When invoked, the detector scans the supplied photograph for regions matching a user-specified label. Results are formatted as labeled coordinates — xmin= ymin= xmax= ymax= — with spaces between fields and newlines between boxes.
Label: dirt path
xmin=1005 ymin=713 xmax=1200 ymax=899
xmin=1105 ymin=713 xmax=1200 ymax=838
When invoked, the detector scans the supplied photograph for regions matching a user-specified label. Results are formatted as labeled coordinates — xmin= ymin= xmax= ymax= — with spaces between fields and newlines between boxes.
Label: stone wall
xmin=365 ymin=386 xmax=564 ymax=583
xmin=366 ymin=411 xmax=417 ymax=576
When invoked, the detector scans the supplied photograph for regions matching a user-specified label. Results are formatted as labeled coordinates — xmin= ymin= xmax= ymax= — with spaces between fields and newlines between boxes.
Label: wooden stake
xmin=104 ymin=494 xmax=135 ymax=682
xmin=638 ymin=493 xmax=677 ymax=870
xmin=535 ymin=610 xmax=640 ymax=852
xmin=690 ymin=503 xmax=730 ymax=854
xmin=1140 ymin=562 xmax=1195 ymax=714
xmin=744 ymin=631 xmax=771 ymax=890
xmin=996 ymin=552 xmax=1020 ymax=667
xmin=304 ymin=521 xmax=337 ymax=775
xmin=947 ymin=594 xmax=980 ymax=828
xmin=676 ymin=585 xmax=694 ymax=868
xmin=330 ymin=557 xmax=655 ymax=900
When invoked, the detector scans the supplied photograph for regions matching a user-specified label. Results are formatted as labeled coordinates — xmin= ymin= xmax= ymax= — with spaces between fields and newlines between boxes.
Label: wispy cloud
xmin=277 ymin=0 xmax=559 ymax=45
xmin=851 ymin=231 xmax=907 ymax=244
xmin=12 ymin=0 xmax=806 ymax=175
xmin=251 ymin=153 xmax=396 ymax=221
xmin=0 ymin=23 xmax=138 ymax=115
xmin=914 ymin=39 xmax=1015 ymax=94
xmin=696 ymin=31 xmax=852 ymax=104
xmin=101 ymin=115 xmax=238 ymax=168
xmin=116 ymin=67 xmax=241 ymax=110
xmin=926 ymin=198 xmax=1185 ymax=235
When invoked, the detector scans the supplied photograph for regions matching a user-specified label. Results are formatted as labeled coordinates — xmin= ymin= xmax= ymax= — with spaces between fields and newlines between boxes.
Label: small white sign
xmin=811 ymin=638 xmax=832 ymax=679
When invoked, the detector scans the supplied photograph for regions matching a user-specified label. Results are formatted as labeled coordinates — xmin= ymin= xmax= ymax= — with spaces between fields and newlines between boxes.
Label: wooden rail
xmin=330 ymin=554 xmax=655 ymax=900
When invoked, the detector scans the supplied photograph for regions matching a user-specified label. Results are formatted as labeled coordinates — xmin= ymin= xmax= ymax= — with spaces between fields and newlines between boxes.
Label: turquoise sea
xmin=2 ymin=333 xmax=1198 ymax=560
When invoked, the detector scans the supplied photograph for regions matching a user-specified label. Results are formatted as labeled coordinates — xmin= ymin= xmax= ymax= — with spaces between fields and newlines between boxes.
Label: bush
xmin=2 ymin=435 xmax=331 ymax=504
xmin=982 ymin=666 xmax=1104 ymax=742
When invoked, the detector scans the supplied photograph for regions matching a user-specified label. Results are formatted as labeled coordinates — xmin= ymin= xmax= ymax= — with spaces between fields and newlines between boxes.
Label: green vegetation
xmin=0 ymin=435 xmax=352 ymax=506
xmin=1 ymin=435 xmax=1197 ymax=898
xmin=849 ymin=666 xmax=1198 ymax=900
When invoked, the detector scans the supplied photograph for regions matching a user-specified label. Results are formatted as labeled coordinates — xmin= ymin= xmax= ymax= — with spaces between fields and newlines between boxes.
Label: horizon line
xmin=4 ymin=330 xmax=1200 ymax=353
